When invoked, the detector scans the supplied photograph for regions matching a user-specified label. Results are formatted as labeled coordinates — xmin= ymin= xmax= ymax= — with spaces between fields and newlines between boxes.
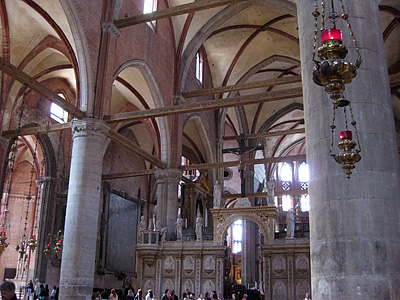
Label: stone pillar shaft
xmin=59 ymin=119 xmax=108 ymax=300
xmin=297 ymin=0 xmax=400 ymax=299
xmin=154 ymin=169 xmax=181 ymax=237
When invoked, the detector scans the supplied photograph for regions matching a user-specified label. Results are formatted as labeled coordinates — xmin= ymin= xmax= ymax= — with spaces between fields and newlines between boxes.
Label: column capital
xmin=154 ymin=168 xmax=182 ymax=183
xmin=101 ymin=21 xmax=120 ymax=37
xmin=71 ymin=118 xmax=110 ymax=139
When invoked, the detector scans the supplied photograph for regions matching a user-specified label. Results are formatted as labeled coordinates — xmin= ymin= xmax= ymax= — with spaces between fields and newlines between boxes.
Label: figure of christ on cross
xmin=222 ymin=134 xmax=264 ymax=197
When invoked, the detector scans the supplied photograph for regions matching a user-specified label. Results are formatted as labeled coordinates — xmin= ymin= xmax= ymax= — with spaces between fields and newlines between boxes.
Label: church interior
xmin=0 ymin=0 xmax=399 ymax=299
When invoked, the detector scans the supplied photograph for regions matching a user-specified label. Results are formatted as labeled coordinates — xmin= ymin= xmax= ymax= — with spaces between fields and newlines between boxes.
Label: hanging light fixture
xmin=0 ymin=231 xmax=8 ymax=254
xmin=312 ymin=0 xmax=362 ymax=178
xmin=54 ymin=230 xmax=63 ymax=259
xmin=44 ymin=234 xmax=51 ymax=257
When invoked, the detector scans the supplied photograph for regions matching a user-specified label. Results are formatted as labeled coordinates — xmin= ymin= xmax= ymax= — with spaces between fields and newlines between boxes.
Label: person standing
xmin=50 ymin=286 xmax=57 ymax=299
xmin=170 ymin=290 xmax=178 ymax=300
xmin=303 ymin=292 xmax=311 ymax=300
xmin=0 ymin=281 xmax=17 ymax=300
xmin=108 ymin=289 xmax=118 ymax=300
xmin=145 ymin=289 xmax=154 ymax=300
xmin=126 ymin=290 xmax=135 ymax=300
xmin=27 ymin=279 xmax=34 ymax=300
xmin=135 ymin=289 xmax=143 ymax=300
xmin=161 ymin=289 xmax=171 ymax=300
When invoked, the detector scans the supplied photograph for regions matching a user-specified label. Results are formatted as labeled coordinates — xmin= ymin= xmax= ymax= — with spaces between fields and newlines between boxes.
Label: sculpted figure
xmin=213 ymin=181 xmax=222 ymax=208
xmin=160 ymin=227 xmax=168 ymax=241
xmin=175 ymin=215 xmax=183 ymax=241
xmin=267 ymin=180 xmax=276 ymax=206
xmin=286 ymin=209 xmax=295 ymax=238
xmin=195 ymin=211 xmax=203 ymax=241
xmin=139 ymin=215 xmax=145 ymax=232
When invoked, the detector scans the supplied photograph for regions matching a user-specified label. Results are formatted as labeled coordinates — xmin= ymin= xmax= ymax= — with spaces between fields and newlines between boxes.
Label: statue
xmin=213 ymin=181 xmax=222 ymax=208
xmin=195 ymin=211 xmax=203 ymax=241
xmin=160 ymin=227 xmax=168 ymax=241
xmin=175 ymin=214 xmax=183 ymax=241
xmin=139 ymin=215 xmax=145 ymax=232
xmin=267 ymin=180 xmax=276 ymax=206
xmin=286 ymin=209 xmax=295 ymax=238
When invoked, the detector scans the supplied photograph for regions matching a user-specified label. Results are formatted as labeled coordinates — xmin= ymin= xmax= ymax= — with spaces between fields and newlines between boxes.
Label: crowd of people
xmin=0 ymin=279 xmax=58 ymax=300
xmin=0 ymin=280 xmax=310 ymax=300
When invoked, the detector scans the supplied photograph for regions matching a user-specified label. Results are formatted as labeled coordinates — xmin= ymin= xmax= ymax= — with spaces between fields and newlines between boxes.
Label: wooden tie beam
xmin=115 ymin=0 xmax=247 ymax=29
xmin=0 ymin=57 xmax=84 ymax=119
xmin=107 ymin=129 xmax=166 ymax=169
xmin=223 ymin=127 xmax=305 ymax=141
xmin=2 ymin=122 xmax=71 ymax=138
xmin=182 ymin=76 xmax=302 ymax=98
xmin=104 ymin=87 xmax=303 ymax=123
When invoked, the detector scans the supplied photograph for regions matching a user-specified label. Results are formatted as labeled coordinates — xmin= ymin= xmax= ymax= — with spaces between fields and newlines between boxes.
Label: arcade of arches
xmin=0 ymin=1 xmax=399 ymax=300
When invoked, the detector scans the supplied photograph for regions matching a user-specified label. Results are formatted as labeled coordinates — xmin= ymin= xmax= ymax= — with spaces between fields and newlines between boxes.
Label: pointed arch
xmin=113 ymin=59 xmax=170 ymax=162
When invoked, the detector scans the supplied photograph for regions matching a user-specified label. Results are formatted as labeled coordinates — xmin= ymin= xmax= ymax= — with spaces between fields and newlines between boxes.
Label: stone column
xmin=241 ymin=170 xmax=256 ymax=287
xmin=297 ymin=1 xmax=400 ymax=299
xmin=59 ymin=119 xmax=109 ymax=300
xmin=154 ymin=169 xmax=182 ymax=238
xmin=34 ymin=176 xmax=56 ymax=282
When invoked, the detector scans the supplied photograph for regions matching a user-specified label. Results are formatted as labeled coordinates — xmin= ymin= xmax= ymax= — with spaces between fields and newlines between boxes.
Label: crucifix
xmin=222 ymin=134 xmax=264 ymax=197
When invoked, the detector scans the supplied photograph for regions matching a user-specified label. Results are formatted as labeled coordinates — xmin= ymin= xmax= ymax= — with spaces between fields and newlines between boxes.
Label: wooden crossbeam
xmin=101 ymin=155 xmax=305 ymax=180
xmin=224 ymin=189 xmax=308 ymax=199
xmin=223 ymin=127 xmax=305 ymax=141
xmin=182 ymin=76 xmax=302 ymax=98
xmin=102 ymin=169 xmax=156 ymax=180
xmin=108 ymin=129 xmax=166 ymax=169
xmin=104 ymin=87 xmax=303 ymax=123
xmin=115 ymin=0 xmax=246 ymax=29
xmin=180 ymin=154 xmax=306 ymax=171
xmin=2 ymin=122 xmax=71 ymax=138
xmin=0 ymin=57 xmax=84 ymax=118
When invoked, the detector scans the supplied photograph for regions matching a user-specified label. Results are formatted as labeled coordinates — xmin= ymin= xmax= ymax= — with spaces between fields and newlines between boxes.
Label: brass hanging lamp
xmin=312 ymin=0 xmax=362 ymax=178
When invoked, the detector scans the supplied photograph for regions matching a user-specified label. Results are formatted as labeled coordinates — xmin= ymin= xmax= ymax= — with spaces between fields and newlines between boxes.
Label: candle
xmin=321 ymin=28 xmax=342 ymax=43
xmin=340 ymin=130 xmax=352 ymax=141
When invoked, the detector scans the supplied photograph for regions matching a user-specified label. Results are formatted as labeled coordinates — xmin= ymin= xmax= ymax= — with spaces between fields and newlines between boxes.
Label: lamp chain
xmin=312 ymin=0 xmax=320 ymax=64
xmin=330 ymin=105 xmax=337 ymax=155
xmin=321 ymin=0 xmax=326 ymax=30
xmin=338 ymin=0 xmax=362 ymax=68
xmin=349 ymin=103 xmax=362 ymax=152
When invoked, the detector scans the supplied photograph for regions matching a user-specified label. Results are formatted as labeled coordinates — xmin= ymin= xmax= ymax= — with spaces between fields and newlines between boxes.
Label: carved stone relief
xmin=272 ymin=279 xmax=287 ymax=300
xmin=182 ymin=279 xmax=194 ymax=294
xmin=144 ymin=261 xmax=156 ymax=275
xmin=162 ymin=279 xmax=175 ymax=294
xmin=295 ymin=279 xmax=310 ymax=300
xmin=272 ymin=255 xmax=286 ymax=276
xmin=203 ymin=256 xmax=215 ymax=275
xmin=295 ymin=254 xmax=310 ymax=275
xmin=183 ymin=256 xmax=195 ymax=275
xmin=202 ymin=279 xmax=215 ymax=295
xmin=143 ymin=279 xmax=155 ymax=294
xmin=164 ymin=256 xmax=175 ymax=274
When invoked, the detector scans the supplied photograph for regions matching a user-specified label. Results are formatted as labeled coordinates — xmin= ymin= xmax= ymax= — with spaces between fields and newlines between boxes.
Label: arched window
xmin=196 ymin=51 xmax=204 ymax=83
xmin=300 ymin=194 xmax=310 ymax=212
xmin=50 ymin=94 xmax=68 ymax=123
xmin=282 ymin=195 xmax=292 ymax=211
xmin=143 ymin=0 xmax=158 ymax=28
xmin=280 ymin=162 xmax=292 ymax=190
xmin=232 ymin=219 xmax=242 ymax=254
xmin=298 ymin=162 xmax=309 ymax=190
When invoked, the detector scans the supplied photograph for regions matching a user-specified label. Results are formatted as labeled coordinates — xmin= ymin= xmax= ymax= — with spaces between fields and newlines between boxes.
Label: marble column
xmin=59 ymin=119 xmax=109 ymax=300
xmin=297 ymin=0 xmax=400 ymax=299
xmin=154 ymin=168 xmax=182 ymax=239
